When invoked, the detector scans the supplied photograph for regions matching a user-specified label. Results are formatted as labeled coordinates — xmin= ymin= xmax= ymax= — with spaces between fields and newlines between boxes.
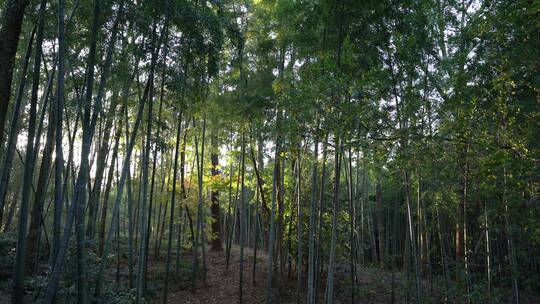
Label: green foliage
xmin=1 ymin=0 xmax=539 ymax=302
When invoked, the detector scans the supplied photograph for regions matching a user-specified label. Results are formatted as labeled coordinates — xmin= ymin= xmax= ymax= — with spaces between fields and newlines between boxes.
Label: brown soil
xmin=160 ymin=246 xmax=284 ymax=304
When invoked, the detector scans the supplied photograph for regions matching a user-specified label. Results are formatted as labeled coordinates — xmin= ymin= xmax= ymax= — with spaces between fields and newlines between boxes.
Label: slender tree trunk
xmin=404 ymin=171 xmax=422 ymax=303
xmin=252 ymin=155 xmax=260 ymax=285
xmin=163 ymin=111 xmax=182 ymax=304
xmin=360 ymin=162 xmax=367 ymax=265
xmin=456 ymin=146 xmax=471 ymax=300
xmin=485 ymin=205 xmax=492 ymax=303
xmin=125 ymin=105 xmax=135 ymax=289
xmin=177 ymin=116 xmax=191 ymax=276
xmin=156 ymin=161 xmax=172 ymax=258
xmin=137 ymin=65 xmax=154 ymax=304
xmin=26 ymin=69 xmax=55 ymax=274
xmin=12 ymin=24 xmax=37 ymax=304
xmin=346 ymin=147 xmax=356 ymax=303
xmin=376 ymin=179 xmax=385 ymax=267
xmin=295 ymin=147 xmax=303 ymax=304
xmin=210 ymin=134 xmax=223 ymax=251
xmin=277 ymin=156 xmax=286 ymax=277
xmin=369 ymin=211 xmax=377 ymax=263
xmin=314 ymin=133 xmax=328 ymax=304
xmin=175 ymin=216 xmax=183 ymax=277
xmin=226 ymin=153 xmax=241 ymax=268
xmin=94 ymin=76 xmax=150 ymax=300
xmin=192 ymin=117 xmax=207 ymax=287
xmin=145 ymin=30 xmax=168 ymax=274
xmin=239 ymin=132 xmax=246 ymax=303
xmin=287 ymin=176 xmax=295 ymax=280
xmin=0 ymin=25 xmax=35 ymax=221
xmin=92 ymin=74 xmax=126 ymax=254
xmin=503 ymin=167 xmax=519 ymax=304
xmin=307 ymin=133 xmax=319 ymax=304
xmin=127 ymin=162 xmax=136 ymax=283
xmin=226 ymin=146 xmax=235 ymax=262
xmin=116 ymin=207 xmax=121 ymax=284
xmin=436 ymin=201 xmax=451 ymax=302
xmin=136 ymin=22 xmax=164 ymax=303
xmin=0 ymin=0 xmax=30 ymax=145
xmin=250 ymin=135 xmax=267 ymax=285
xmin=51 ymin=0 xmax=67 ymax=261
xmin=324 ymin=136 xmax=341 ymax=304
xmin=74 ymin=1 xmax=103 ymax=300
xmin=87 ymin=92 xmax=120 ymax=240
xmin=181 ymin=118 xmax=195 ymax=244
xmin=21 ymin=0 xmax=48 ymax=274
xmin=98 ymin=110 xmax=123 ymax=254
xmin=265 ymin=118 xmax=282 ymax=304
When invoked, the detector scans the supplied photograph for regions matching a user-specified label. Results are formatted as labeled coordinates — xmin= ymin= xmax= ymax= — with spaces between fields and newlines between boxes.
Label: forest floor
xmin=152 ymin=245 xmax=540 ymax=304
xmin=156 ymin=245 xmax=405 ymax=304
xmin=157 ymin=246 xmax=292 ymax=304
xmin=0 ymin=232 xmax=538 ymax=303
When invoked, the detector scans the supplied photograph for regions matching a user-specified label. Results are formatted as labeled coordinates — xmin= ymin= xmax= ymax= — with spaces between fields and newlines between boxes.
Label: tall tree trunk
xmin=307 ymin=132 xmax=318 ymax=304
xmin=74 ymin=1 xmax=103 ymax=300
xmin=86 ymin=93 xmax=120 ymax=240
xmin=324 ymin=136 xmax=341 ymax=304
xmin=346 ymin=147 xmax=356 ymax=303
xmin=94 ymin=71 xmax=151 ymax=300
xmin=26 ymin=61 xmax=56 ymax=274
xmin=503 ymin=167 xmax=519 ymax=304
xmin=287 ymin=172 xmax=296 ymax=280
xmin=0 ymin=0 xmax=30 ymax=145
xmin=51 ymin=0 xmax=66 ymax=266
xmin=98 ymin=110 xmax=123 ymax=254
xmin=295 ymin=147 xmax=303 ymax=304
xmin=21 ymin=0 xmax=49 ymax=274
xmin=226 ymin=145 xmax=235 ymax=264
xmin=12 ymin=23 xmax=37 ymax=304
xmin=156 ymin=161 xmax=172 ymax=258
xmin=239 ymin=132 xmax=246 ymax=303
xmin=404 ymin=171 xmax=422 ymax=303
xmin=226 ymin=152 xmax=241 ymax=268
xmin=484 ymin=205 xmax=492 ymax=302
xmin=125 ymin=104 xmax=135 ymax=289
xmin=127 ymin=160 xmax=136 ymax=286
xmin=376 ymin=178 xmax=385 ymax=268
xmin=250 ymin=134 xmax=267 ymax=285
xmin=180 ymin=117 xmax=195 ymax=244
xmin=192 ymin=117 xmax=208 ymax=287
xmin=162 ymin=111 xmax=182 ymax=304
xmin=145 ymin=30 xmax=169 ymax=274
xmin=437 ymin=205 xmax=451 ymax=303
xmin=251 ymin=141 xmax=260 ymax=285
xmin=265 ymin=114 xmax=282 ymax=304
xmin=177 ymin=116 xmax=192 ymax=276
xmin=359 ymin=162 xmax=368 ymax=265
xmin=314 ymin=133 xmax=328 ymax=304
xmin=210 ymin=134 xmax=223 ymax=251
xmin=136 ymin=27 xmax=158 ymax=303
xmin=0 ymin=25 xmax=35 ymax=221
xmin=90 ymin=0 xmax=125 ymax=247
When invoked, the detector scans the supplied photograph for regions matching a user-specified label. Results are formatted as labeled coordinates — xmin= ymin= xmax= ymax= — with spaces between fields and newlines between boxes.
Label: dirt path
xmin=162 ymin=246 xmax=274 ymax=304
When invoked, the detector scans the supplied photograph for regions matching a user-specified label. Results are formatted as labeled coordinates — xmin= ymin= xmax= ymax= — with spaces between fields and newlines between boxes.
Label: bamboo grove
xmin=0 ymin=0 xmax=538 ymax=303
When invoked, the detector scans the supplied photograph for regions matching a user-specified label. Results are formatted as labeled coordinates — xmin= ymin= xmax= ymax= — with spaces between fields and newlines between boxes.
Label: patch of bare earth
xmin=161 ymin=246 xmax=276 ymax=304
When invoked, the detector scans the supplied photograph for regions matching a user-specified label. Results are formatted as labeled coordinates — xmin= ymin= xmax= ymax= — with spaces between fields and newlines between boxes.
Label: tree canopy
xmin=0 ymin=0 xmax=538 ymax=303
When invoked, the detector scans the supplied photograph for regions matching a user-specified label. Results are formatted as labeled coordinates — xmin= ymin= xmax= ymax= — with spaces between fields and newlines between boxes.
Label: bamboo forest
xmin=0 ymin=0 xmax=539 ymax=303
